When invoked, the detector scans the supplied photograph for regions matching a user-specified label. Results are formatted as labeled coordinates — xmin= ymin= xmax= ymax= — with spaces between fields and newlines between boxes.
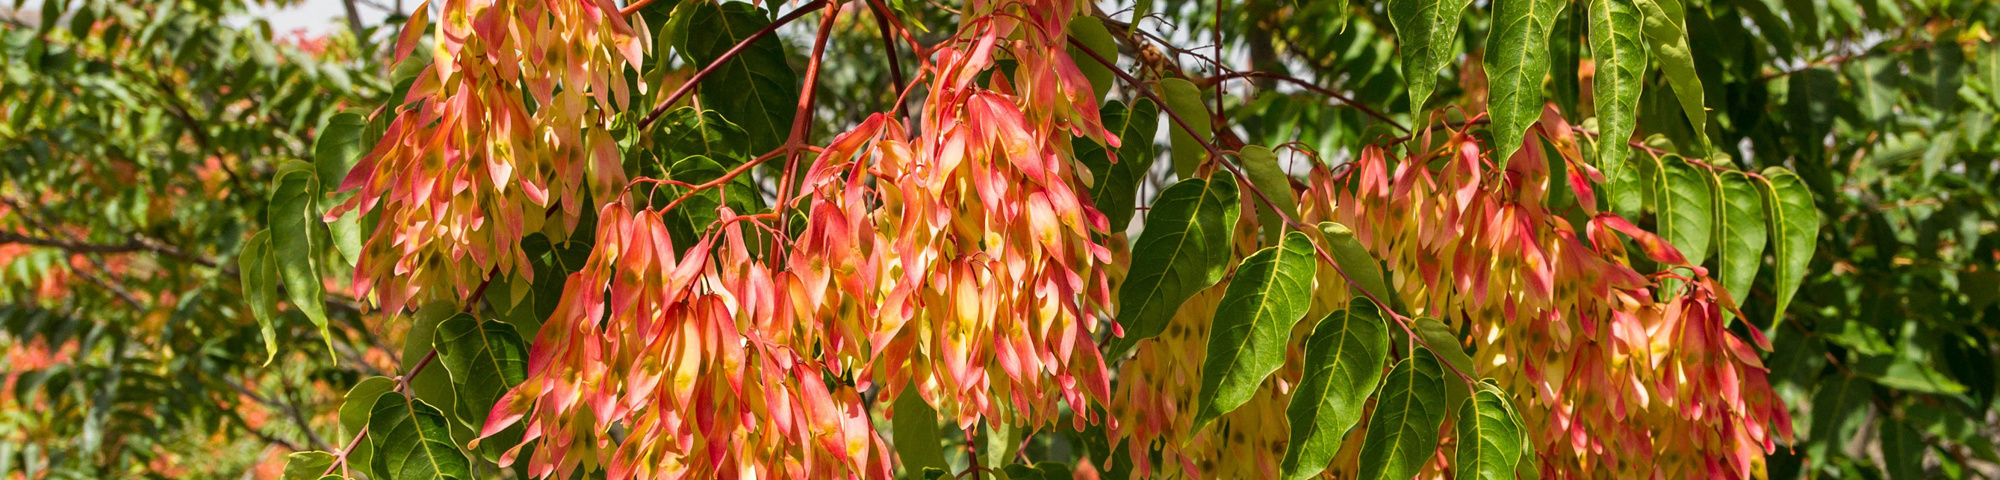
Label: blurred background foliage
xmin=2 ymin=0 xmax=1997 ymax=477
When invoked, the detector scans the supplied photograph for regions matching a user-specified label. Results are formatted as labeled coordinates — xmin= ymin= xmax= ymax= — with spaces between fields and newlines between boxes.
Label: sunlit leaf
xmin=1483 ymin=0 xmax=1567 ymax=161
xmin=1280 ymin=303 xmax=1390 ymax=480
xmin=1588 ymin=0 xmax=1647 ymax=217
xmin=1357 ymin=348 xmax=1447 ymax=480
xmin=1388 ymin=0 xmax=1473 ymax=111
xmin=267 ymin=160 xmax=332 ymax=358
xmin=1159 ymin=78 xmax=1212 ymax=179
xmin=1756 ymin=167 xmax=1818 ymax=329
xmin=1195 ymin=231 xmax=1318 ymax=429
xmin=1110 ymin=177 xmax=1240 ymax=356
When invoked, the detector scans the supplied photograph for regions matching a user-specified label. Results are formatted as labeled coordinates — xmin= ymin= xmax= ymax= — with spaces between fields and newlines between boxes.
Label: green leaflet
xmin=1806 ymin=374 xmax=1870 ymax=470
xmin=280 ymin=451 xmax=336 ymax=480
xmin=647 ymin=106 xmax=752 ymax=166
xmin=1882 ymin=417 xmax=1924 ymax=480
xmin=314 ymin=112 xmax=369 ymax=267
xmin=1357 ymin=348 xmax=1447 ymax=480
xmin=312 ymin=112 xmax=368 ymax=190
xmin=890 ymin=385 xmax=948 ymax=475
xmin=674 ymin=1 xmax=798 ymax=153
xmin=1109 ymin=178 xmax=1240 ymax=357
xmin=368 ymin=395 xmax=473 ymax=480
xmin=1067 ymin=16 xmax=1117 ymax=101
xmin=1712 ymin=170 xmax=1768 ymax=321
xmin=340 ymin=376 xmax=396 ymax=479
xmin=1388 ymin=0 xmax=1473 ymax=112
xmin=1159 ymin=78 xmax=1212 ymax=179
xmin=1653 ymin=156 xmax=1713 ymax=268
xmin=1454 ymin=386 xmax=1526 ymax=480
xmin=1316 ymin=222 xmax=1391 ymax=303
xmin=1632 ymin=0 xmax=1708 ymax=149
xmin=239 ymin=230 xmax=279 ymax=365
xmin=267 ymin=160 xmax=332 ymax=358
xmin=1194 ymin=232 xmax=1319 ymax=429
xmin=1757 ymin=167 xmax=1818 ymax=329
xmin=1483 ymin=0 xmax=1567 ymax=162
xmin=1588 ymin=0 xmax=1646 ymax=216
xmin=1077 ymin=99 xmax=1161 ymax=232
xmin=1240 ymin=145 xmax=1298 ymax=244
xmin=1280 ymin=303 xmax=1390 ymax=480
xmin=1414 ymin=317 xmax=1472 ymax=412
xmin=520 ymin=232 xmax=595 ymax=325
xmin=432 ymin=313 xmax=528 ymax=459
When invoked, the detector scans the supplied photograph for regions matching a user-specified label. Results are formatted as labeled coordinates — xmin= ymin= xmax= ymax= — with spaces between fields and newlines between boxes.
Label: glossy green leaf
xmin=240 ymin=229 xmax=279 ymax=365
xmin=281 ymin=451 xmax=336 ymax=480
xmin=1194 ymin=231 xmax=1317 ymax=429
xmin=1654 ymin=156 xmax=1713 ymax=268
xmin=1159 ymin=78 xmax=1212 ymax=179
xmin=1240 ymin=145 xmax=1298 ymax=244
xmin=1280 ymin=303 xmax=1390 ymax=480
xmin=1454 ymin=387 xmax=1526 ymax=480
xmin=1712 ymin=170 xmax=1767 ymax=320
xmin=1756 ymin=167 xmax=1818 ymax=329
xmin=1632 ymin=0 xmax=1707 ymax=147
xmin=890 ymin=384 xmax=948 ymax=475
xmin=1110 ymin=178 xmax=1240 ymax=357
xmin=368 ymin=394 xmax=472 ymax=480
xmin=1388 ymin=0 xmax=1473 ymax=111
xmin=1588 ymin=0 xmax=1647 ymax=216
xmin=675 ymin=1 xmax=798 ymax=153
xmin=431 ymin=313 xmax=527 ymax=447
xmin=647 ymin=106 xmax=751 ymax=165
xmin=313 ymin=112 xmax=367 ymax=195
xmin=340 ymin=376 xmax=396 ymax=478
xmin=1077 ymin=99 xmax=1160 ymax=232
xmin=1483 ymin=0 xmax=1567 ymax=162
xmin=1316 ymin=222 xmax=1390 ymax=303
xmin=1414 ymin=317 xmax=1472 ymax=411
xmin=1067 ymin=16 xmax=1117 ymax=101
xmin=1357 ymin=348 xmax=1447 ymax=480
xmin=314 ymin=112 xmax=368 ymax=267
xmin=267 ymin=160 xmax=332 ymax=358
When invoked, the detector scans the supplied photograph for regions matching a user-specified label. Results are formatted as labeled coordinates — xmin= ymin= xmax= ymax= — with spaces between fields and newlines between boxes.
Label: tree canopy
xmin=1 ymin=0 xmax=1995 ymax=478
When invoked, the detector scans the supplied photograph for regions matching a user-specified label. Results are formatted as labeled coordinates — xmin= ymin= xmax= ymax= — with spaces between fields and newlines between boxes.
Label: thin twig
xmin=1197 ymin=71 xmax=1408 ymax=132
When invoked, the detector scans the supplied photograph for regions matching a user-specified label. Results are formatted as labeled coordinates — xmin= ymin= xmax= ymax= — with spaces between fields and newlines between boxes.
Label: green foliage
xmin=1453 ymin=386 xmax=1527 ymax=480
xmin=1159 ymin=78 xmax=1212 ymax=179
xmin=1356 ymin=348 xmax=1447 ymax=480
xmin=1483 ymin=0 xmax=1567 ymax=161
xmin=1280 ymin=303 xmax=1390 ymax=480
xmin=1109 ymin=177 xmax=1239 ymax=356
xmin=672 ymin=1 xmax=799 ymax=153
xmin=1193 ymin=231 xmax=1318 ymax=428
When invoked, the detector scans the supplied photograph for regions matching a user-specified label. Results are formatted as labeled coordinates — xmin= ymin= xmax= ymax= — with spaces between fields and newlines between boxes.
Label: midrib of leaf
xmin=389 ymin=395 xmax=453 ymax=479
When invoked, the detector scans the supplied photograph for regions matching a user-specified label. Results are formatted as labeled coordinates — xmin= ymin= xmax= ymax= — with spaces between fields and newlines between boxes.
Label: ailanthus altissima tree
xmin=31 ymin=0 xmax=1952 ymax=476
xmin=225 ymin=0 xmax=1839 ymax=477
xmin=13 ymin=0 xmax=1888 ymax=476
